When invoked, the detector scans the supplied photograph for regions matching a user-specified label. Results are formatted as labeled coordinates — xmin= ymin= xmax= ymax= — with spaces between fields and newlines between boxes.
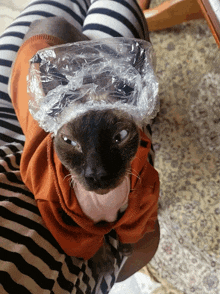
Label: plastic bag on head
xmin=27 ymin=37 xmax=159 ymax=135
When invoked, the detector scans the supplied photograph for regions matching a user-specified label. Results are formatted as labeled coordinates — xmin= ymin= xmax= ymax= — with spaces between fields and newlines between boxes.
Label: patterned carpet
xmin=146 ymin=2 xmax=220 ymax=293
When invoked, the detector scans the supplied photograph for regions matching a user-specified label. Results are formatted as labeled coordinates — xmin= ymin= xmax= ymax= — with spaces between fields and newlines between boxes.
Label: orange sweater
xmin=10 ymin=35 xmax=160 ymax=260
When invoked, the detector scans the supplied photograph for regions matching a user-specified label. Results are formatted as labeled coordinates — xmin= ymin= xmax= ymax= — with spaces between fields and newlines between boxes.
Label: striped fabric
xmin=0 ymin=1 xmax=154 ymax=293
xmin=83 ymin=0 xmax=149 ymax=40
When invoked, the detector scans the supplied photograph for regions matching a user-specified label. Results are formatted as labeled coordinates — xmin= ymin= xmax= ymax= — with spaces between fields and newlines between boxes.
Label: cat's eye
xmin=114 ymin=129 xmax=129 ymax=143
xmin=62 ymin=135 xmax=82 ymax=151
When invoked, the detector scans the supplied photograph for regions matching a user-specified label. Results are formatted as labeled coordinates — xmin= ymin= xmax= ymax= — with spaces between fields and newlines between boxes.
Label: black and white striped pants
xmin=0 ymin=1 xmax=153 ymax=293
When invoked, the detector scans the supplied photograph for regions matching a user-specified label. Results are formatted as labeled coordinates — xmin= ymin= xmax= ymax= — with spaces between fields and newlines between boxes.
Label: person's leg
xmin=0 ymin=2 xmax=107 ymax=293
xmin=0 ymin=1 xmax=138 ymax=292
xmin=0 ymin=0 xmax=90 ymax=145
xmin=82 ymin=0 xmax=150 ymax=41
xmin=0 ymin=0 xmax=155 ymax=289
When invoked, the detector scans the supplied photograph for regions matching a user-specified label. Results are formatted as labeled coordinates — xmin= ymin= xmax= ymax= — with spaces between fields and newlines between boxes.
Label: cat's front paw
xmin=91 ymin=243 xmax=115 ymax=276
xmin=118 ymin=242 xmax=133 ymax=256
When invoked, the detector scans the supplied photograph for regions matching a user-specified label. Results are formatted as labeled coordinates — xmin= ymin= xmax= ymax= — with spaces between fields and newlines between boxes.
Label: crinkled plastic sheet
xmin=27 ymin=37 xmax=159 ymax=135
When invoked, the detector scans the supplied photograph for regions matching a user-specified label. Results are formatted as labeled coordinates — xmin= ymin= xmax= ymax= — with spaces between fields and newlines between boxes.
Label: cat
xmin=33 ymin=24 xmax=143 ymax=275
xmin=53 ymin=105 xmax=139 ymax=274
xmin=11 ymin=17 xmax=157 ymax=278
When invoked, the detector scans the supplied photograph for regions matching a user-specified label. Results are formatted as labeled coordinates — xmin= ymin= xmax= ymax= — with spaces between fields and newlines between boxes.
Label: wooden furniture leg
xmin=197 ymin=0 xmax=220 ymax=46
xmin=143 ymin=0 xmax=204 ymax=31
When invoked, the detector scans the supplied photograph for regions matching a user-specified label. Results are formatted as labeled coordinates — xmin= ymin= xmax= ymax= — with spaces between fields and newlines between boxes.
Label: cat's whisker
xmin=70 ymin=176 xmax=76 ymax=188
xmin=63 ymin=173 xmax=76 ymax=188
xmin=64 ymin=173 xmax=72 ymax=181
xmin=125 ymin=168 xmax=140 ymax=180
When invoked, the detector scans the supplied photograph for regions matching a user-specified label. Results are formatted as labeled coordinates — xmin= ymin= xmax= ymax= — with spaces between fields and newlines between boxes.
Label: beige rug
xmin=146 ymin=2 xmax=220 ymax=293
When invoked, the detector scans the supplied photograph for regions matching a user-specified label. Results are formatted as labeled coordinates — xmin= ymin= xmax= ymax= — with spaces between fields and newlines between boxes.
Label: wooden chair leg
xmin=143 ymin=0 xmax=204 ymax=31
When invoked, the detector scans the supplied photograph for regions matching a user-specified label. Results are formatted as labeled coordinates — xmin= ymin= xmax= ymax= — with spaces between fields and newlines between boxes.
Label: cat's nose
xmin=85 ymin=166 xmax=109 ymax=184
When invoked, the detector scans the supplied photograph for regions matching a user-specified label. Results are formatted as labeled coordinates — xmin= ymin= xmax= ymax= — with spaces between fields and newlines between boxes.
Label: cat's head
xmin=54 ymin=108 xmax=139 ymax=194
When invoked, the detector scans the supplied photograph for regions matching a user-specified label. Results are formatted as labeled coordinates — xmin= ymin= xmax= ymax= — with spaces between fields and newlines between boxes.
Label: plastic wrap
xmin=27 ymin=37 xmax=159 ymax=134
